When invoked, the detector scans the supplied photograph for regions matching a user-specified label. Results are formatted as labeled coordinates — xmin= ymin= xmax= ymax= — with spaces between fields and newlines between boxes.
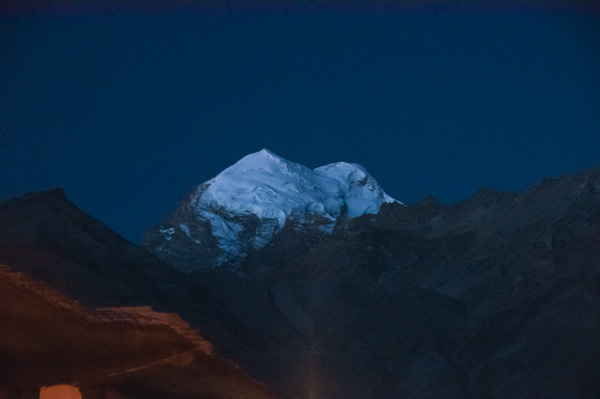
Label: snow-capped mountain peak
xmin=155 ymin=149 xmax=401 ymax=267
xmin=196 ymin=149 xmax=323 ymax=225
xmin=227 ymin=148 xmax=300 ymax=173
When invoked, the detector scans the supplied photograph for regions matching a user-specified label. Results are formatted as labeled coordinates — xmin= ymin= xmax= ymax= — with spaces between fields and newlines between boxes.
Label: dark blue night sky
xmin=1 ymin=2 xmax=599 ymax=242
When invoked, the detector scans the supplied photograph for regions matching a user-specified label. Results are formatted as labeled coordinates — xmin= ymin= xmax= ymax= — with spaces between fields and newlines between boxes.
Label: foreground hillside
xmin=0 ymin=189 xmax=279 ymax=399
xmin=0 ymin=263 xmax=276 ymax=399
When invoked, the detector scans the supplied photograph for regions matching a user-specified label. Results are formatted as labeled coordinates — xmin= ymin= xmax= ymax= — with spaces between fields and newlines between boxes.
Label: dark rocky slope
xmin=0 ymin=189 xmax=280 ymax=399
xmin=1 ymin=165 xmax=599 ymax=399
xmin=0 ymin=188 xmax=182 ymax=308
xmin=144 ymin=165 xmax=600 ymax=399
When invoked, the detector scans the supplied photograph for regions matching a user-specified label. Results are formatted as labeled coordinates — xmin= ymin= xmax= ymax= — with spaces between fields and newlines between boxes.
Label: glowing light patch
xmin=40 ymin=385 xmax=81 ymax=399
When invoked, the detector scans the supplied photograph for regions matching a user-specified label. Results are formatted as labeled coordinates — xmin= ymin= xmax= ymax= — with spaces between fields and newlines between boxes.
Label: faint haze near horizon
xmin=1 ymin=1 xmax=599 ymax=242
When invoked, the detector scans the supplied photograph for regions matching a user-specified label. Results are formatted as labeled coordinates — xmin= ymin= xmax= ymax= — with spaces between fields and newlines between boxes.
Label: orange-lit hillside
xmin=0 ymin=264 xmax=278 ymax=399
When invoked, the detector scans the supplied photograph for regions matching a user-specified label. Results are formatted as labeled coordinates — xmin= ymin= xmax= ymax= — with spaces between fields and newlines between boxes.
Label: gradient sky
xmin=1 ymin=2 xmax=599 ymax=242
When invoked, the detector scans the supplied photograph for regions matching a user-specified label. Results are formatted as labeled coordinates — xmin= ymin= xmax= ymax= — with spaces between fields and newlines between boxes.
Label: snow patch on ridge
xmin=179 ymin=224 xmax=191 ymax=237
xmin=159 ymin=227 xmax=175 ymax=241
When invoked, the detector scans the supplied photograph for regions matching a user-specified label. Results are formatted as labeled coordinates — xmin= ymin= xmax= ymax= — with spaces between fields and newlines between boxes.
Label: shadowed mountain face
xmin=143 ymin=165 xmax=600 ymax=399
xmin=1 ymin=165 xmax=599 ymax=399
xmin=0 ymin=190 xmax=280 ymax=399
xmin=0 ymin=188 xmax=184 ymax=308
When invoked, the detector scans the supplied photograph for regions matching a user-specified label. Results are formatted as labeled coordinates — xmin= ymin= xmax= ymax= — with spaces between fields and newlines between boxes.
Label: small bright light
xmin=39 ymin=385 xmax=81 ymax=399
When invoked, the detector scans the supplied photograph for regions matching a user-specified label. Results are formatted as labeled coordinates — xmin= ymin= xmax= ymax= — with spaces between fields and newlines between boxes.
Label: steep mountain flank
xmin=0 ymin=189 xmax=280 ymax=399
xmin=145 ymin=163 xmax=600 ymax=399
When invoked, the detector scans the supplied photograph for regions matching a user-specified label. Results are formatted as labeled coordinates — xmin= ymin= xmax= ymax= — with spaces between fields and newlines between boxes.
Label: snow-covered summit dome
xmin=194 ymin=149 xmax=397 ymax=222
xmin=314 ymin=161 xmax=397 ymax=218
xmin=195 ymin=149 xmax=327 ymax=225
xmin=179 ymin=149 xmax=400 ymax=265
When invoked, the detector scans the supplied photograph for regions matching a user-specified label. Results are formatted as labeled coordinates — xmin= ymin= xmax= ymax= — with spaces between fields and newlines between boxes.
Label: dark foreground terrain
xmin=1 ymin=165 xmax=599 ymax=398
